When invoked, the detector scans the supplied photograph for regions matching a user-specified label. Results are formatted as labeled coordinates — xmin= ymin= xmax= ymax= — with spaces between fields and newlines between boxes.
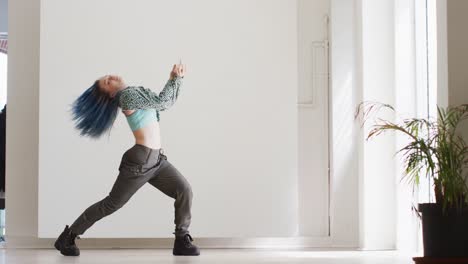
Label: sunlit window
xmin=0 ymin=34 xmax=6 ymax=111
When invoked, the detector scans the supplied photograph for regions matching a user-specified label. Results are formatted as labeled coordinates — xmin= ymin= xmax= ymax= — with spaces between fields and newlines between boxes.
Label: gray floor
xmin=0 ymin=249 xmax=417 ymax=264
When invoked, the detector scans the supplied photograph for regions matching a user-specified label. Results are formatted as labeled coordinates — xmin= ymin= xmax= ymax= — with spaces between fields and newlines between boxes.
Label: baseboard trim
xmin=2 ymin=236 xmax=352 ymax=249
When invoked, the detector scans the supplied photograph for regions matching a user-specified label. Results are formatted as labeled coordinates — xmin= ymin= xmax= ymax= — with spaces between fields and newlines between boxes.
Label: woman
xmin=54 ymin=63 xmax=200 ymax=257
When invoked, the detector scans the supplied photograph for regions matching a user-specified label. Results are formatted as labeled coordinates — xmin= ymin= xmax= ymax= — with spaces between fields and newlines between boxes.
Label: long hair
xmin=69 ymin=80 xmax=120 ymax=139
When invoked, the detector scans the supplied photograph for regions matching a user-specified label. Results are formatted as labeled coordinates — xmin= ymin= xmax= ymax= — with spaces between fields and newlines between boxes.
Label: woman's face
xmin=98 ymin=75 xmax=125 ymax=98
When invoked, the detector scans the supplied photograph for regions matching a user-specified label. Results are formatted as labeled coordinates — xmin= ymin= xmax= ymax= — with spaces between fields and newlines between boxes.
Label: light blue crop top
xmin=116 ymin=76 xmax=184 ymax=131
xmin=125 ymin=108 xmax=158 ymax=131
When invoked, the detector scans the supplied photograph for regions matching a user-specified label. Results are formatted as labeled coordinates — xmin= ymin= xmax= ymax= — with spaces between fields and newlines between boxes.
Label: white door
xmin=297 ymin=0 xmax=330 ymax=237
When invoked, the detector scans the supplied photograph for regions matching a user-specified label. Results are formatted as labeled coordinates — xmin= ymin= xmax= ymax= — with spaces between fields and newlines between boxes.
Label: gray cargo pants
xmin=69 ymin=144 xmax=193 ymax=237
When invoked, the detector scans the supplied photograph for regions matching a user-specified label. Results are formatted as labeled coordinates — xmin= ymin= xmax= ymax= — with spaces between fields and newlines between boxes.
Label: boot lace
xmin=68 ymin=231 xmax=80 ymax=245
xmin=183 ymin=234 xmax=194 ymax=248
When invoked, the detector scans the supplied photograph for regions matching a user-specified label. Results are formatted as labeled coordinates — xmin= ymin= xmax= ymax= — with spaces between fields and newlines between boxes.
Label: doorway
xmin=297 ymin=0 xmax=331 ymax=237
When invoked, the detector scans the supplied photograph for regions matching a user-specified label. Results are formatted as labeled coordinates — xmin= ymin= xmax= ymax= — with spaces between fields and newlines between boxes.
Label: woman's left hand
xmin=170 ymin=63 xmax=186 ymax=79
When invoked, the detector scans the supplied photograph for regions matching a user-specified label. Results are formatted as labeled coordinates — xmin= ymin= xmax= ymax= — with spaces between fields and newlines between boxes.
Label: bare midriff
xmin=122 ymin=110 xmax=162 ymax=149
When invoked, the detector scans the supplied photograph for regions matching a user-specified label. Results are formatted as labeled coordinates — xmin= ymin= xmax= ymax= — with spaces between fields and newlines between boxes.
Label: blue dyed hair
xmin=69 ymin=80 xmax=120 ymax=139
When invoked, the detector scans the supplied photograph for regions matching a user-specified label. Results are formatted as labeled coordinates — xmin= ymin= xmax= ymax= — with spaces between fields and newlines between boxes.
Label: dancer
xmin=54 ymin=62 xmax=200 ymax=256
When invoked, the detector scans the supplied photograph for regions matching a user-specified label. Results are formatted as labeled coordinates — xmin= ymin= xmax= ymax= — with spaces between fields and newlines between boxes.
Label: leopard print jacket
xmin=116 ymin=76 xmax=184 ymax=122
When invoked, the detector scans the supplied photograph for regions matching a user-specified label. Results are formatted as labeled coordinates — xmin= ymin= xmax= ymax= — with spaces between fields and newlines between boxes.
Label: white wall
xmin=447 ymin=0 xmax=468 ymax=190
xmin=6 ymin=0 xmax=40 ymax=240
xmin=358 ymin=0 xmax=396 ymax=250
xmin=6 ymin=0 xmax=389 ymax=248
xmin=37 ymin=0 xmax=298 ymax=238
xmin=0 ymin=0 xmax=7 ymax=32
xmin=447 ymin=0 xmax=468 ymax=108
xmin=328 ymin=0 xmax=360 ymax=247
xmin=394 ymin=0 xmax=421 ymax=254
xmin=437 ymin=0 xmax=448 ymax=109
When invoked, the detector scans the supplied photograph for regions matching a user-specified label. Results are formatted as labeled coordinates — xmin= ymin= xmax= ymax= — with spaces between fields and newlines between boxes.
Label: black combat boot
xmin=173 ymin=233 xmax=200 ymax=256
xmin=54 ymin=225 xmax=80 ymax=256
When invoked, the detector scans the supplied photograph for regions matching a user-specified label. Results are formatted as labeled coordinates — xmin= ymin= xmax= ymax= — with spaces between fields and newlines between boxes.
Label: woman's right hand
xmin=170 ymin=63 xmax=186 ymax=80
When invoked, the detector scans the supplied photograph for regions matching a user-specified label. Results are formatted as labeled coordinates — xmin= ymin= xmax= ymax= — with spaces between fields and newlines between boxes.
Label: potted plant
xmin=355 ymin=102 xmax=468 ymax=259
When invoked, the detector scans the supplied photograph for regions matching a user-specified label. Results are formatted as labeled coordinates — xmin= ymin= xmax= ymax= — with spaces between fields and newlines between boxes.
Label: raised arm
xmin=157 ymin=75 xmax=184 ymax=110
xmin=119 ymin=75 xmax=184 ymax=111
